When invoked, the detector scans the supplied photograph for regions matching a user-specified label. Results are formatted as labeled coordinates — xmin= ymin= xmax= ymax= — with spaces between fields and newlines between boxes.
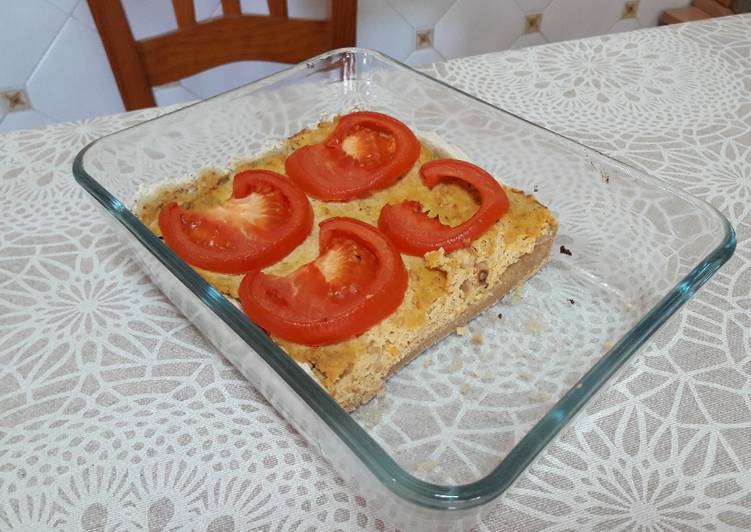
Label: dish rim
xmin=72 ymin=47 xmax=736 ymax=511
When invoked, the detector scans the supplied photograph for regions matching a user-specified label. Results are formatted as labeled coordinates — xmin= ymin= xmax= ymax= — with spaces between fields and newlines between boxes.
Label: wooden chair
xmin=659 ymin=0 xmax=740 ymax=25
xmin=88 ymin=0 xmax=357 ymax=111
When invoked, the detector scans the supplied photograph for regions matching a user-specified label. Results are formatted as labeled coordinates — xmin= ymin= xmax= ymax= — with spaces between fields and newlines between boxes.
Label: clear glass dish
xmin=73 ymin=48 xmax=735 ymax=529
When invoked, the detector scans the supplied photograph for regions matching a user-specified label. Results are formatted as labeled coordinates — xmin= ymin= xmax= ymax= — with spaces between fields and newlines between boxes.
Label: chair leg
xmin=88 ymin=0 xmax=156 ymax=110
xmin=331 ymin=0 xmax=357 ymax=49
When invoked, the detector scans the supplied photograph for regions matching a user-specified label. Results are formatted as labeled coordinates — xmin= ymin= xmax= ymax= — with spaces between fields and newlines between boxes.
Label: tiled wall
xmin=0 ymin=0 xmax=692 ymax=133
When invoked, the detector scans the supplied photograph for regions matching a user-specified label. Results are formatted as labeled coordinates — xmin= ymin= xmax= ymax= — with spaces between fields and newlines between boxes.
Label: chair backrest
xmin=88 ymin=0 xmax=357 ymax=110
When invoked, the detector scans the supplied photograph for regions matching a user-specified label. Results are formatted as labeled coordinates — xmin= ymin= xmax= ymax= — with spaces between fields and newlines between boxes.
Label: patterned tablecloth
xmin=1 ymin=15 xmax=750 ymax=531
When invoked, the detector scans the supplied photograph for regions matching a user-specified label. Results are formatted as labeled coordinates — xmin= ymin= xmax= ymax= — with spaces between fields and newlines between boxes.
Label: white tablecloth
xmin=1 ymin=15 xmax=750 ymax=531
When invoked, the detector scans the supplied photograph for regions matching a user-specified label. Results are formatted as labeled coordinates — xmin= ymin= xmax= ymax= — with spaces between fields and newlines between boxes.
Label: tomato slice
xmin=159 ymin=170 xmax=313 ymax=274
xmin=378 ymin=159 xmax=510 ymax=255
xmin=239 ymin=217 xmax=408 ymax=346
xmin=285 ymin=111 xmax=421 ymax=201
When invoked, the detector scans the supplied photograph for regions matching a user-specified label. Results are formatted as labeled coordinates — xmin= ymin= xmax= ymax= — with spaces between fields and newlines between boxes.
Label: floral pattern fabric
xmin=1 ymin=15 xmax=750 ymax=531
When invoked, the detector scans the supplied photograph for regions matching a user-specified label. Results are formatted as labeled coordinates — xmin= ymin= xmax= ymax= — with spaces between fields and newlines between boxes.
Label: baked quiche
xmin=135 ymin=112 xmax=558 ymax=411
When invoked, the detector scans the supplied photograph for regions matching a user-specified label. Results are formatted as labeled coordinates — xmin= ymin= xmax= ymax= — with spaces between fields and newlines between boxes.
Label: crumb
xmin=601 ymin=170 xmax=610 ymax=184
xmin=625 ymin=303 xmax=634 ymax=310
xmin=559 ymin=245 xmax=572 ymax=256
xmin=471 ymin=334 xmax=483 ymax=344
xmin=525 ymin=319 xmax=544 ymax=333
xmin=460 ymin=383 xmax=472 ymax=396
xmin=455 ymin=326 xmax=467 ymax=336
xmin=497 ymin=313 xmax=503 ymax=319
xmin=567 ymin=298 xmax=576 ymax=305
xmin=603 ymin=340 xmax=614 ymax=349
xmin=423 ymin=358 xmax=432 ymax=368
xmin=519 ymin=371 xmax=534 ymax=382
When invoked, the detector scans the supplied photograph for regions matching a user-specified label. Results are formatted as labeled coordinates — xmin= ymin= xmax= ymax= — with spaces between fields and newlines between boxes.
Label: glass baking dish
xmin=73 ymin=48 xmax=735 ymax=530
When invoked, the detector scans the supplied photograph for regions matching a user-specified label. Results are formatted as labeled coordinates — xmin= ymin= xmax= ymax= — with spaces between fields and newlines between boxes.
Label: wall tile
xmin=511 ymin=32 xmax=549 ymax=49
xmin=47 ymin=0 xmax=79 ymax=14
xmin=239 ymin=0 xmax=327 ymax=18
xmin=195 ymin=0 xmax=222 ymax=20
xmin=72 ymin=0 xmax=95 ymax=29
xmin=0 ymin=0 xmax=67 ymax=88
xmin=77 ymin=0 xmax=220 ymax=32
xmin=0 ymin=0 xmax=681 ymax=133
xmin=26 ymin=18 xmax=124 ymax=121
xmin=357 ymin=0 xmax=415 ymax=61
xmin=637 ymin=0 xmax=692 ymax=27
xmin=610 ymin=18 xmax=642 ymax=34
xmin=0 ymin=110 xmax=55 ymax=133
xmin=435 ymin=0 xmax=526 ymax=59
xmin=121 ymin=0 xmax=177 ymax=40
xmin=288 ymin=0 xmax=328 ymax=19
xmin=181 ymin=61 xmax=288 ymax=99
xmin=404 ymin=48 xmax=445 ymax=67
xmin=386 ymin=0 xmax=455 ymax=29
xmin=514 ymin=0 xmax=555 ymax=13
xmin=153 ymin=83 xmax=199 ymax=107
xmin=542 ymin=0 xmax=625 ymax=42
xmin=239 ymin=0 xmax=269 ymax=15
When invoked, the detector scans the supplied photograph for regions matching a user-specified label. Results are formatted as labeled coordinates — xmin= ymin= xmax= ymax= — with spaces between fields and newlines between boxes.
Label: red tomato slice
xmin=285 ymin=111 xmax=420 ymax=201
xmin=159 ymin=170 xmax=313 ymax=274
xmin=378 ymin=159 xmax=510 ymax=256
xmin=239 ymin=217 xmax=408 ymax=346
